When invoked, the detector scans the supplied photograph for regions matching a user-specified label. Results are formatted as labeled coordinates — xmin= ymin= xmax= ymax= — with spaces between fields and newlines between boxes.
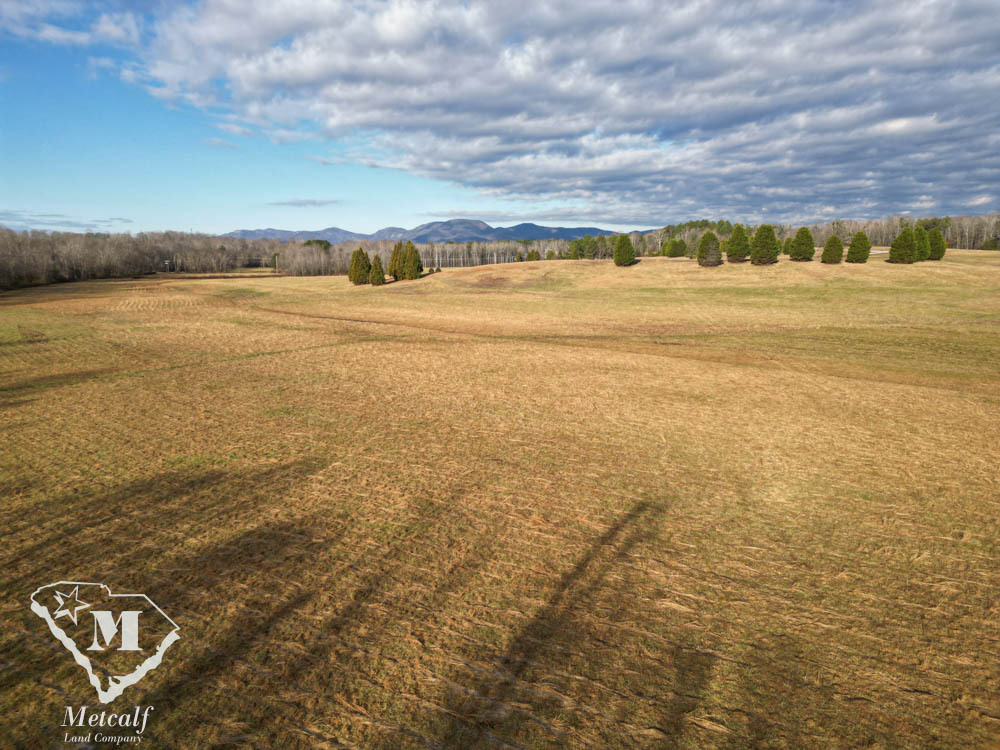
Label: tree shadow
xmin=136 ymin=518 xmax=333 ymax=708
xmin=432 ymin=500 xmax=716 ymax=748
xmin=0 ymin=458 xmax=321 ymax=597
xmin=260 ymin=491 xmax=503 ymax=746
xmin=123 ymin=486 xmax=504 ymax=747
xmin=2 ymin=459 xmax=327 ymax=746
xmin=0 ymin=369 xmax=116 ymax=409
xmin=652 ymin=646 xmax=718 ymax=746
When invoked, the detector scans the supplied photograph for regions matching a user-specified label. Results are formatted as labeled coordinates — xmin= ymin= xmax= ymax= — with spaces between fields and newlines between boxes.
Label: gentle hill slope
xmin=1 ymin=250 xmax=998 ymax=748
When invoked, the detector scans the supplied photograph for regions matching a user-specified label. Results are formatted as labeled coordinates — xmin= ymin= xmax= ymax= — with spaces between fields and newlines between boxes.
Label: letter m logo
xmin=87 ymin=610 xmax=142 ymax=652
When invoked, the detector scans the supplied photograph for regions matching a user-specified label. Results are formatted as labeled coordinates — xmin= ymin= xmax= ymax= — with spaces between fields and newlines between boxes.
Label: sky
xmin=1 ymin=0 xmax=999 ymax=235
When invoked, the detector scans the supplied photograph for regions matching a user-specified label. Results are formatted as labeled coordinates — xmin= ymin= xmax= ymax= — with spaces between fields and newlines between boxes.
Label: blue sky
xmin=2 ymin=1 xmax=999 ymax=235
xmin=0 ymin=30 xmax=517 ymax=234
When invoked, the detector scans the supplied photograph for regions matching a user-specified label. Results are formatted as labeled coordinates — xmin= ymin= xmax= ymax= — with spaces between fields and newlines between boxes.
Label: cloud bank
xmin=0 ymin=209 xmax=132 ymax=231
xmin=7 ymin=0 xmax=1000 ymax=224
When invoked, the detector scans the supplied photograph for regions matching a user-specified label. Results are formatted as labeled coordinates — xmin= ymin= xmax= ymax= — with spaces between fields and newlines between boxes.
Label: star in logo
xmin=52 ymin=586 xmax=90 ymax=626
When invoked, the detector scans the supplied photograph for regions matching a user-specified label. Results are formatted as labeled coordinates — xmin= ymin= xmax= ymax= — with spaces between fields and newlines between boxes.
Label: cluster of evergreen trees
xmin=784 ymin=226 xmax=872 ymax=264
xmin=888 ymin=226 xmax=947 ymax=263
xmin=348 ymin=241 xmax=425 ymax=285
xmin=387 ymin=240 xmax=424 ymax=280
xmin=689 ymin=224 xmax=881 ymax=267
xmin=686 ymin=222 xmax=950 ymax=268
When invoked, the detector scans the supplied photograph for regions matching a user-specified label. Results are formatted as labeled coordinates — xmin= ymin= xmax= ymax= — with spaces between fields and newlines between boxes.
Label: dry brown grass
xmin=2 ymin=252 xmax=999 ymax=748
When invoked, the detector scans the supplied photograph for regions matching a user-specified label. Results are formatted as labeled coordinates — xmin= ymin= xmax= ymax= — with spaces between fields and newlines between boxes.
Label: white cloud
xmin=2 ymin=4 xmax=141 ymax=47
xmin=90 ymin=12 xmax=140 ymax=46
xmin=9 ymin=0 xmax=1000 ymax=223
xmin=0 ymin=208 xmax=133 ymax=231
xmin=868 ymin=116 xmax=945 ymax=136
xmin=216 ymin=122 xmax=254 ymax=137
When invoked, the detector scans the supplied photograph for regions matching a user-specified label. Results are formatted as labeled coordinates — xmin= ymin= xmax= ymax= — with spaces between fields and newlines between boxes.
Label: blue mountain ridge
xmin=223 ymin=219 xmax=619 ymax=243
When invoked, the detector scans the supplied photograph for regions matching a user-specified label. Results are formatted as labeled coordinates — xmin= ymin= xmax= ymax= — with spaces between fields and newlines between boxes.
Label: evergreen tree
xmin=368 ymin=254 xmax=385 ymax=285
xmin=821 ymin=234 xmax=843 ymax=264
xmin=590 ymin=236 xmax=604 ymax=259
xmin=358 ymin=249 xmax=372 ymax=283
xmin=526 ymin=248 xmax=541 ymax=261
xmin=402 ymin=241 xmax=423 ymax=279
xmin=914 ymin=225 xmax=931 ymax=261
xmin=888 ymin=226 xmax=917 ymax=264
xmin=666 ymin=238 xmax=687 ymax=257
xmin=347 ymin=248 xmax=360 ymax=284
xmin=348 ymin=248 xmax=371 ymax=285
xmin=928 ymin=228 xmax=947 ymax=260
xmin=697 ymin=231 xmax=722 ymax=266
xmin=782 ymin=236 xmax=794 ymax=255
xmin=750 ymin=225 xmax=780 ymax=265
xmin=613 ymin=234 xmax=636 ymax=266
xmin=387 ymin=242 xmax=405 ymax=281
xmin=726 ymin=224 xmax=750 ymax=263
xmin=845 ymin=231 xmax=872 ymax=263
xmin=789 ymin=227 xmax=816 ymax=261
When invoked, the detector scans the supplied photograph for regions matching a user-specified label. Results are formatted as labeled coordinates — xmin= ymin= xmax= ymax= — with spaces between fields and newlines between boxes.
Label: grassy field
xmin=2 ymin=252 xmax=999 ymax=748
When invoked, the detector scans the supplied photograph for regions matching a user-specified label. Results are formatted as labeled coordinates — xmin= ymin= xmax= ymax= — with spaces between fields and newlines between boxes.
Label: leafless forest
xmin=1 ymin=213 xmax=997 ymax=289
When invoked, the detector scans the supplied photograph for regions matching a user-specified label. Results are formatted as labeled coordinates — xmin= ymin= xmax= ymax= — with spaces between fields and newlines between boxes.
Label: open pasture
xmin=2 ymin=252 xmax=999 ymax=748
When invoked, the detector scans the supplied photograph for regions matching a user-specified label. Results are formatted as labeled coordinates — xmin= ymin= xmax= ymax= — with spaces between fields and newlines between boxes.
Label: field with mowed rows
xmin=2 ymin=252 xmax=999 ymax=748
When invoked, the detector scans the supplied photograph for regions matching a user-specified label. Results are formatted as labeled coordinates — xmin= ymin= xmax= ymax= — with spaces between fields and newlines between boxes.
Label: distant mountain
xmin=368 ymin=226 xmax=409 ymax=241
xmin=223 ymin=219 xmax=617 ymax=244
xmin=222 ymin=226 xmax=368 ymax=243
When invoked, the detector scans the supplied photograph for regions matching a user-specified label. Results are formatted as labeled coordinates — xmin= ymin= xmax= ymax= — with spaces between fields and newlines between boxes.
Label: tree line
xmin=0 ymin=229 xmax=286 ymax=289
xmin=1 ymin=211 xmax=994 ymax=290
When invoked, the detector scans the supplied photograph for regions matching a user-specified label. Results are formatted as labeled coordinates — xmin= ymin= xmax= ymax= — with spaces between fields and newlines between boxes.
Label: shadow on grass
xmin=0 ymin=459 xmax=322 ymax=598
xmin=1 ymin=469 xmax=216 ymax=590
xmin=433 ymin=500 xmax=717 ymax=748
xmin=0 ymin=369 xmax=116 ymax=408
xmin=0 ymin=459 xmax=325 ymax=743
xmin=135 ymin=519 xmax=334 ymax=731
xmin=261 ymin=490 xmax=503 ymax=746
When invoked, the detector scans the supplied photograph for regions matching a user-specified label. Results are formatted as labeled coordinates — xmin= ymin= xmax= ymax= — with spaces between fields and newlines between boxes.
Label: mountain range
xmin=223 ymin=219 xmax=617 ymax=244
